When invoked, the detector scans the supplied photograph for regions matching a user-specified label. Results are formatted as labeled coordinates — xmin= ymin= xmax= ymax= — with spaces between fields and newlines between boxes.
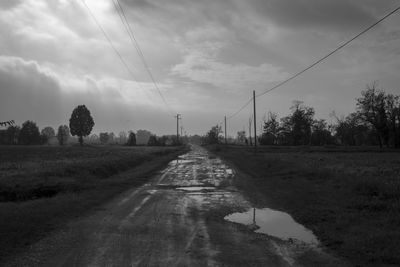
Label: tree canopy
xmin=69 ymin=105 xmax=94 ymax=146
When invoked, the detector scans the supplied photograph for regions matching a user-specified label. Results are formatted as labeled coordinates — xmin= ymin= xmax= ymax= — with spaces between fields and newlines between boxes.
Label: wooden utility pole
xmin=175 ymin=114 xmax=181 ymax=143
xmin=248 ymin=117 xmax=252 ymax=146
xmin=253 ymin=90 xmax=257 ymax=149
xmin=224 ymin=116 xmax=227 ymax=144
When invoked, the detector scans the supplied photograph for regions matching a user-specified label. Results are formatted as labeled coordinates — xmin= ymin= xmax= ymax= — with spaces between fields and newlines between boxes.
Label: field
xmin=209 ymin=145 xmax=400 ymax=267
xmin=0 ymin=145 xmax=187 ymax=261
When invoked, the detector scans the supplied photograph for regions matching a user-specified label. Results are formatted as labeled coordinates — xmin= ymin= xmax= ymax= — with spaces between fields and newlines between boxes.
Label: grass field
xmin=209 ymin=145 xmax=400 ymax=267
xmin=0 ymin=145 xmax=187 ymax=261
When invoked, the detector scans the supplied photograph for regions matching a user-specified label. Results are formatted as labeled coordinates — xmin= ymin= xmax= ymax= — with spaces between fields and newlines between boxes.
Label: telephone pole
xmin=175 ymin=114 xmax=181 ymax=143
xmin=224 ymin=116 xmax=227 ymax=144
xmin=253 ymin=90 xmax=257 ymax=149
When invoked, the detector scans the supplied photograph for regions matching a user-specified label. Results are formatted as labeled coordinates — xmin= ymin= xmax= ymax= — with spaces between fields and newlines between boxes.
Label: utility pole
xmin=175 ymin=114 xmax=181 ymax=143
xmin=181 ymin=126 xmax=183 ymax=137
xmin=253 ymin=90 xmax=257 ymax=149
xmin=224 ymin=116 xmax=227 ymax=145
xmin=248 ymin=117 xmax=252 ymax=146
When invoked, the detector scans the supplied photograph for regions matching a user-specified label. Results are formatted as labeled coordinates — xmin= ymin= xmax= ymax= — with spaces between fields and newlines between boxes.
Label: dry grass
xmin=0 ymin=145 xmax=187 ymax=261
xmin=210 ymin=145 xmax=400 ymax=266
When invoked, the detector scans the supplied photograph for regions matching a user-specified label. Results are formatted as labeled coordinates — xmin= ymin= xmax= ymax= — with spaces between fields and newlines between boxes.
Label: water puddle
xmin=176 ymin=186 xmax=215 ymax=192
xmin=225 ymin=208 xmax=318 ymax=245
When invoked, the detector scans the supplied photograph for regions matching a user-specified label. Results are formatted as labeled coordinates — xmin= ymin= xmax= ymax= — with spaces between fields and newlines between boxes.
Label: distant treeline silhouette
xmin=204 ymin=82 xmax=400 ymax=148
xmin=0 ymin=105 xmax=184 ymax=146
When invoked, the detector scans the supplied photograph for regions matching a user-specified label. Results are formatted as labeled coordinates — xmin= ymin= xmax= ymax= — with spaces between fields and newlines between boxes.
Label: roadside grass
xmin=209 ymin=145 xmax=400 ymax=267
xmin=0 ymin=145 xmax=187 ymax=261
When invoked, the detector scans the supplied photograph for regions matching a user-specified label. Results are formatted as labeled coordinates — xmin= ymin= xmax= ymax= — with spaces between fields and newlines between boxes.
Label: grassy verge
xmin=208 ymin=145 xmax=400 ymax=267
xmin=0 ymin=145 xmax=188 ymax=261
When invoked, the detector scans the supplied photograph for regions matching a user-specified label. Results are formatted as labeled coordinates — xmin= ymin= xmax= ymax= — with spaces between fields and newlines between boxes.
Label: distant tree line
xmin=0 ymin=104 xmax=93 ymax=146
xmin=204 ymin=82 xmax=400 ymax=148
xmin=259 ymin=83 xmax=400 ymax=148
xmin=0 ymin=104 xmax=184 ymax=147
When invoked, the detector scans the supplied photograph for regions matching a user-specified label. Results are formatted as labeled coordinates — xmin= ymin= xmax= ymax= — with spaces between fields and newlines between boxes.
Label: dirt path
xmin=5 ymin=145 xmax=348 ymax=266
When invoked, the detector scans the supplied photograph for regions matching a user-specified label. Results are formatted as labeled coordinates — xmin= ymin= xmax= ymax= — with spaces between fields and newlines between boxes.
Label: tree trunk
xmin=79 ymin=135 xmax=83 ymax=146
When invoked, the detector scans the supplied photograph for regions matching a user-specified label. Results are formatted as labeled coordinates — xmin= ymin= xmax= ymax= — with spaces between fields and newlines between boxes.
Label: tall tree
xmin=99 ymin=132 xmax=109 ymax=144
xmin=236 ymin=130 xmax=246 ymax=144
xmin=356 ymin=82 xmax=389 ymax=148
xmin=385 ymin=94 xmax=400 ymax=148
xmin=260 ymin=112 xmax=279 ymax=145
xmin=311 ymin=119 xmax=334 ymax=145
xmin=280 ymin=101 xmax=315 ymax=145
xmin=57 ymin=125 xmax=70 ymax=146
xmin=147 ymin=135 xmax=159 ymax=146
xmin=205 ymin=125 xmax=222 ymax=144
xmin=118 ymin=131 xmax=127 ymax=144
xmin=19 ymin=120 xmax=40 ymax=145
xmin=127 ymin=131 xmax=136 ymax=146
xmin=69 ymin=105 xmax=95 ymax=146
xmin=41 ymin=126 xmax=55 ymax=145
xmin=6 ymin=125 xmax=20 ymax=145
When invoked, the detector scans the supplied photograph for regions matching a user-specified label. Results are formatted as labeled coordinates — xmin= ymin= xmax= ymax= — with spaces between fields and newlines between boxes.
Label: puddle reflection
xmin=176 ymin=186 xmax=215 ymax=191
xmin=225 ymin=208 xmax=318 ymax=244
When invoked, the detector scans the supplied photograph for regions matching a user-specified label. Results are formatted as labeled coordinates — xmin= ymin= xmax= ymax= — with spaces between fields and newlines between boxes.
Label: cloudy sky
xmin=1 ymin=0 xmax=399 ymax=136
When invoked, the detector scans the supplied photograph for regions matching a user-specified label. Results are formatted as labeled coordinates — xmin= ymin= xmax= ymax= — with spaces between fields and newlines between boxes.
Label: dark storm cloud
xmin=0 ymin=56 xmax=65 ymax=124
xmin=0 ymin=56 xmax=180 ymax=134
xmin=119 ymin=0 xmax=382 ymax=33
xmin=248 ymin=0 xmax=377 ymax=32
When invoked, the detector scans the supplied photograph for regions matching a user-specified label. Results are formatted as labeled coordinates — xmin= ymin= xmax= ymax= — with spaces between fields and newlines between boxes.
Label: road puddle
xmin=225 ymin=208 xmax=318 ymax=245
xmin=176 ymin=186 xmax=215 ymax=192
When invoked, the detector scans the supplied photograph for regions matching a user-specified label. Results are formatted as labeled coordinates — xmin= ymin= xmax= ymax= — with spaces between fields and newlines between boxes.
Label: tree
xmin=127 ymin=131 xmax=136 ymax=146
xmin=41 ymin=126 xmax=55 ymax=145
xmin=89 ymin=134 xmax=99 ymax=144
xmin=260 ymin=112 xmax=279 ymax=145
xmin=118 ymin=131 xmax=127 ymax=144
xmin=332 ymin=113 xmax=373 ymax=146
xmin=108 ymin=132 xmax=115 ymax=144
xmin=311 ymin=119 xmax=334 ymax=146
xmin=6 ymin=125 xmax=20 ymax=145
xmin=236 ymin=130 xmax=246 ymax=144
xmin=356 ymin=82 xmax=389 ymax=148
xmin=57 ymin=125 xmax=70 ymax=146
xmin=69 ymin=105 xmax=95 ymax=146
xmin=136 ymin=130 xmax=152 ymax=145
xmin=19 ymin=120 xmax=40 ymax=145
xmin=205 ymin=125 xmax=222 ymax=144
xmin=147 ymin=135 xmax=159 ymax=146
xmin=99 ymin=132 xmax=109 ymax=144
xmin=280 ymin=101 xmax=315 ymax=145
xmin=384 ymin=94 xmax=400 ymax=148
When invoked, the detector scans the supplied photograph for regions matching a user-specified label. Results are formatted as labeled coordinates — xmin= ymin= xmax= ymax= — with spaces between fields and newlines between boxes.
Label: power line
xmin=226 ymin=5 xmax=400 ymax=120
xmin=82 ymin=0 xmax=140 ymax=84
xmin=113 ymin=0 xmax=176 ymax=116
xmin=256 ymin=5 xmax=400 ymax=98
xmin=227 ymin=98 xmax=252 ymax=120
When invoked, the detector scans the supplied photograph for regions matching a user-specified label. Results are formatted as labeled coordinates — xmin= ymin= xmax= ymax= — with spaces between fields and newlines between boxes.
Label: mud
xmin=5 ymin=145 xmax=349 ymax=267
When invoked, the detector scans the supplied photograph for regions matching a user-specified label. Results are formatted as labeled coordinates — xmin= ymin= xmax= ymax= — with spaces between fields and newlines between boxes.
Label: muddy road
xmin=6 ymin=145 xmax=348 ymax=266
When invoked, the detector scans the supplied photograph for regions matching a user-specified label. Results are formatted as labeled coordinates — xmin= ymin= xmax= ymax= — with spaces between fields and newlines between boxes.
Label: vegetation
xmin=69 ymin=105 xmax=95 ymax=146
xmin=56 ymin=125 xmax=70 ymax=146
xmin=205 ymin=82 xmax=399 ymax=148
xmin=0 ymin=145 xmax=187 ymax=261
xmin=127 ymin=131 xmax=136 ymax=146
xmin=18 ymin=120 xmax=41 ymax=145
xmin=211 ymin=145 xmax=400 ymax=266
xmin=205 ymin=125 xmax=222 ymax=144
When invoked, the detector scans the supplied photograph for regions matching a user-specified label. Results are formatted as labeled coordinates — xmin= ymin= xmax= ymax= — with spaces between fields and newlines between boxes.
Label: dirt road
xmin=6 ymin=145 xmax=348 ymax=266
